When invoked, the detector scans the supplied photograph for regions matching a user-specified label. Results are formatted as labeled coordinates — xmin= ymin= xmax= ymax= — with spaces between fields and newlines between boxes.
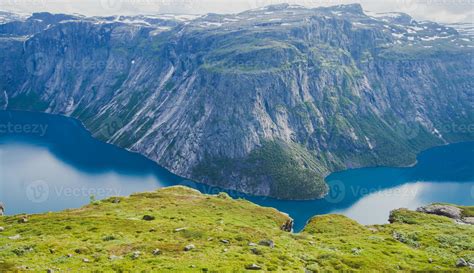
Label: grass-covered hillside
xmin=0 ymin=187 xmax=473 ymax=272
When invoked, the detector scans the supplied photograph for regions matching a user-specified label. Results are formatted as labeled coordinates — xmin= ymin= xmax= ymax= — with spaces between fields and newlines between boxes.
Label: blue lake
xmin=0 ymin=110 xmax=473 ymax=231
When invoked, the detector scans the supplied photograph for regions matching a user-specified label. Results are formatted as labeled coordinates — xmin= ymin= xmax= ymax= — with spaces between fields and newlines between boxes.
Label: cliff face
xmin=1 ymin=4 xmax=473 ymax=199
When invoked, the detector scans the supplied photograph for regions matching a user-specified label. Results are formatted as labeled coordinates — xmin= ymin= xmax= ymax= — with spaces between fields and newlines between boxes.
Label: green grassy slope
xmin=0 ymin=187 xmax=473 ymax=272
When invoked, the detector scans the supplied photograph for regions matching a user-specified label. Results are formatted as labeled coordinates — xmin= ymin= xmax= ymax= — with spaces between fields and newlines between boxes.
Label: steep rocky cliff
xmin=0 ymin=4 xmax=473 ymax=199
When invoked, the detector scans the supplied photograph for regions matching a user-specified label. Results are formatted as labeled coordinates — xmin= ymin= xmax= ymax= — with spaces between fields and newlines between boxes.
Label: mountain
xmin=0 ymin=187 xmax=473 ymax=271
xmin=0 ymin=4 xmax=473 ymax=199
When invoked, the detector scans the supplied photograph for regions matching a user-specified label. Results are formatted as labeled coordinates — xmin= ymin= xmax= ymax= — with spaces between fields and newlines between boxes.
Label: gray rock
xmin=142 ymin=215 xmax=155 ymax=221
xmin=174 ymin=227 xmax=187 ymax=232
xmin=250 ymin=248 xmax=262 ymax=255
xmin=245 ymin=264 xmax=262 ymax=270
xmin=184 ymin=244 xmax=195 ymax=251
xmin=220 ymin=239 xmax=230 ymax=244
xmin=152 ymin=249 xmax=161 ymax=255
xmin=0 ymin=227 xmax=4 ymax=232
xmin=82 ymin=258 xmax=90 ymax=263
xmin=248 ymin=242 xmax=257 ymax=247
xmin=131 ymin=251 xmax=141 ymax=259
xmin=461 ymin=217 xmax=474 ymax=225
xmin=258 ymin=239 xmax=275 ymax=248
xmin=8 ymin=234 xmax=21 ymax=240
xmin=109 ymin=255 xmax=123 ymax=261
xmin=456 ymin=258 xmax=468 ymax=267
xmin=417 ymin=205 xmax=463 ymax=219
xmin=0 ymin=202 xmax=4 ymax=216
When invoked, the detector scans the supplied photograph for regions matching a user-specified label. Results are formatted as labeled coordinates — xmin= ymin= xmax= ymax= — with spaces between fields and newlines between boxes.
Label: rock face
xmin=416 ymin=205 xmax=463 ymax=219
xmin=1 ymin=4 xmax=473 ymax=199
xmin=416 ymin=204 xmax=474 ymax=225
xmin=0 ymin=203 xmax=4 ymax=216
xmin=281 ymin=219 xmax=294 ymax=232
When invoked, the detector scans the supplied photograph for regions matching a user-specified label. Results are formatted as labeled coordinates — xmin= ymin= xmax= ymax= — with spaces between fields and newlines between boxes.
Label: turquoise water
xmin=0 ymin=110 xmax=473 ymax=231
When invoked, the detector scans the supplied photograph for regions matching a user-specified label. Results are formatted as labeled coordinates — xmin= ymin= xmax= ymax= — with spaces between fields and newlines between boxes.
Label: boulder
xmin=152 ymin=249 xmax=161 ymax=255
xmin=109 ymin=255 xmax=123 ymax=261
xmin=258 ymin=239 xmax=275 ymax=248
xmin=0 ymin=202 xmax=4 ymax=216
xmin=8 ymin=234 xmax=21 ymax=240
xmin=184 ymin=244 xmax=195 ymax=251
xmin=456 ymin=258 xmax=468 ymax=267
xmin=0 ymin=227 xmax=4 ymax=232
xmin=131 ymin=251 xmax=141 ymax=259
xmin=245 ymin=264 xmax=262 ymax=270
xmin=461 ymin=217 xmax=474 ymax=225
xmin=142 ymin=215 xmax=155 ymax=221
xmin=416 ymin=205 xmax=462 ymax=219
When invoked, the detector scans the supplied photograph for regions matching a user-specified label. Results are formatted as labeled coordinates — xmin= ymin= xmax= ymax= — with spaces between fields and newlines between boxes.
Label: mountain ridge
xmin=0 ymin=4 xmax=473 ymax=199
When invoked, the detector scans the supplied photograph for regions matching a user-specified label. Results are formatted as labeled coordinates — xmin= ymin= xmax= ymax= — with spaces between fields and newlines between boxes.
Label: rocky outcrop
xmin=1 ymin=5 xmax=473 ymax=199
xmin=416 ymin=205 xmax=463 ymax=219
xmin=416 ymin=204 xmax=473 ymax=225
xmin=0 ymin=202 xmax=4 ymax=216
xmin=281 ymin=219 xmax=294 ymax=232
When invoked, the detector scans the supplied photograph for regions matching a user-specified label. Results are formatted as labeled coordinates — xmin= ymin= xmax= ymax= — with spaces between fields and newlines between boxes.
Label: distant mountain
xmin=0 ymin=4 xmax=473 ymax=199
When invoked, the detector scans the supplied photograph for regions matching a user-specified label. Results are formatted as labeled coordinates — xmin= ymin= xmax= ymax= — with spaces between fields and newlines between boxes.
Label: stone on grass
xmin=131 ymin=251 xmax=141 ymax=259
xmin=184 ymin=244 xmax=195 ymax=251
xmin=245 ymin=264 xmax=262 ymax=270
xmin=258 ymin=239 xmax=275 ymax=248
xmin=456 ymin=258 xmax=468 ymax=267
xmin=8 ymin=234 xmax=21 ymax=240
xmin=152 ymin=249 xmax=161 ymax=255
xmin=417 ymin=205 xmax=462 ymax=219
xmin=142 ymin=215 xmax=155 ymax=221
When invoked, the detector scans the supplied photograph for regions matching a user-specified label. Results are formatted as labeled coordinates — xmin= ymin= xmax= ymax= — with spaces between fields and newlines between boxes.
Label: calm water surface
xmin=0 ymin=110 xmax=473 ymax=231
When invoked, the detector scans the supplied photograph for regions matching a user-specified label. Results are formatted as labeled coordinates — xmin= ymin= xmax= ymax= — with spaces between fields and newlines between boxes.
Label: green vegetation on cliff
xmin=1 ymin=187 xmax=473 ymax=272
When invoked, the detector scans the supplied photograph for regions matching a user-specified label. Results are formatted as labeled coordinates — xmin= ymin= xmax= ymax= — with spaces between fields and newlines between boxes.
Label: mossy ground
xmin=0 ymin=186 xmax=472 ymax=272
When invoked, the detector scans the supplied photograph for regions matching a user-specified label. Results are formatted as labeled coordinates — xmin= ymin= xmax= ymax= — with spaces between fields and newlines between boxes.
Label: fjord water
xmin=0 ymin=110 xmax=473 ymax=231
